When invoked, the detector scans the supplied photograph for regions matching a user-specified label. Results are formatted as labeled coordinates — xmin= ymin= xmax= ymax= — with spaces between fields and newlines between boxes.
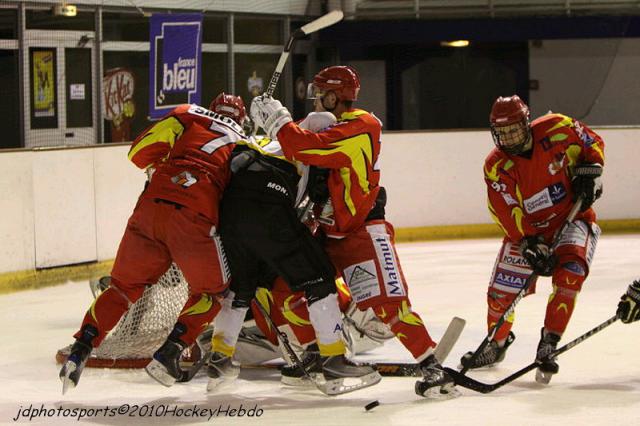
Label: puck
xmin=364 ymin=400 xmax=380 ymax=411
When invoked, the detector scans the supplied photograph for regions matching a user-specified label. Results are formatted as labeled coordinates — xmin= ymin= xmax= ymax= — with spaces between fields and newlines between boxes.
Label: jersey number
xmin=200 ymin=122 xmax=236 ymax=154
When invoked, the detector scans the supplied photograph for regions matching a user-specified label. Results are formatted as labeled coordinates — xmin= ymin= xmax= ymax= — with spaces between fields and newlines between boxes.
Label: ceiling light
xmin=440 ymin=40 xmax=470 ymax=48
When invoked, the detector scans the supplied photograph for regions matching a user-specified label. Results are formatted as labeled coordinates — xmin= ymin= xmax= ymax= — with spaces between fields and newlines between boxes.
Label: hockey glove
xmin=249 ymin=95 xmax=292 ymax=140
xmin=571 ymin=163 xmax=603 ymax=211
xmin=617 ymin=280 xmax=640 ymax=324
xmin=519 ymin=235 xmax=557 ymax=276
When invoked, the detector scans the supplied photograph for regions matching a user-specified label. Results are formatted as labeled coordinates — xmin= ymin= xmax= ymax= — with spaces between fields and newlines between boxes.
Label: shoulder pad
xmin=532 ymin=113 xmax=574 ymax=134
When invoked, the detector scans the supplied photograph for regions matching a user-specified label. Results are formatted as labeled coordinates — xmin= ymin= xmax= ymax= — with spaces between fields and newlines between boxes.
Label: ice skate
xmin=280 ymin=344 xmax=321 ymax=387
xmin=460 ymin=331 xmax=515 ymax=370
xmin=319 ymin=354 xmax=381 ymax=395
xmin=59 ymin=340 xmax=92 ymax=395
xmin=206 ymin=352 xmax=240 ymax=392
xmin=145 ymin=339 xmax=187 ymax=387
xmin=415 ymin=354 xmax=457 ymax=397
xmin=535 ymin=328 xmax=560 ymax=384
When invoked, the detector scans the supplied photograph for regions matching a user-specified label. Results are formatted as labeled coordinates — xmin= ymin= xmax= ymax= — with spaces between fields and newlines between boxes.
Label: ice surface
xmin=1 ymin=235 xmax=639 ymax=425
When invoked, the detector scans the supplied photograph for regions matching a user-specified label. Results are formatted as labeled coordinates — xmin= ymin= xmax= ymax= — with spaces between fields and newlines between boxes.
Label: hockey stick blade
xmin=299 ymin=10 xmax=344 ymax=36
xmin=265 ymin=10 xmax=344 ymax=97
xmin=448 ymin=314 xmax=618 ymax=394
xmin=434 ymin=317 xmax=466 ymax=363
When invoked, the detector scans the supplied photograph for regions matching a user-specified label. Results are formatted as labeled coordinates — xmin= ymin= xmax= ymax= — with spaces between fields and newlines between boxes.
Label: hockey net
xmin=55 ymin=264 xmax=190 ymax=368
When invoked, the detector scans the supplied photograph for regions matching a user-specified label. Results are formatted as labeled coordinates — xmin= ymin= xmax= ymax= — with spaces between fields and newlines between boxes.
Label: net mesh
xmin=56 ymin=264 xmax=189 ymax=368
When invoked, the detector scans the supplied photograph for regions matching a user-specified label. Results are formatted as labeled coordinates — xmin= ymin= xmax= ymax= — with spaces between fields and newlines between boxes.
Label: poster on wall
xmin=149 ymin=13 xmax=202 ymax=120
xmin=103 ymin=67 xmax=136 ymax=142
xmin=29 ymin=47 xmax=58 ymax=129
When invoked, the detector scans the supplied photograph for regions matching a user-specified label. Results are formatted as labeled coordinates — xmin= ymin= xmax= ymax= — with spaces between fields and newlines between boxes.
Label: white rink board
xmin=0 ymin=128 xmax=639 ymax=273
xmin=0 ymin=151 xmax=35 ymax=273
xmin=93 ymin=146 xmax=147 ymax=261
xmin=32 ymin=149 xmax=97 ymax=268
xmin=1 ymin=235 xmax=640 ymax=425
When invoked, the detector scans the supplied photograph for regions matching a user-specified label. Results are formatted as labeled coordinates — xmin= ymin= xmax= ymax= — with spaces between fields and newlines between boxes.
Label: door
xmin=24 ymin=30 xmax=96 ymax=147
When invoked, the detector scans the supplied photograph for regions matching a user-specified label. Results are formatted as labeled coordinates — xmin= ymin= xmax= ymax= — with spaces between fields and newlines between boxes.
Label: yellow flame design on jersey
xmin=377 ymin=307 xmax=387 ymax=320
xmin=283 ymin=295 xmax=312 ymax=327
xmin=488 ymin=200 xmax=509 ymax=235
xmin=89 ymin=290 xmax=105 ymax=323
xmin=255 ymin=287 xmax=274 ymax=332
xmin=396 ymin=332 xmax=408 ymax=340
xmin=335 ymin=277 xmax=351 ymax=300
xmin=511 ymin=206 xmax=526 ymax=236
xmin=546 ymin=114 xmax=574 ymax=133
xmin=556 ymin=303 xmax=569 ymax=314
xmin=550 ymin=133 xmax=569 ymax=142
xmin=484 ymin=159 xmax=503 ymax=182
xmin=300 ymin=133 xmax=374 ymax=216
xmin=397 ymin=301 xmax=423 ymax=326
xmin=128 ymin=116 xmax=184 ymax=165
xmin=181 ymin=294 xmax=213 ymax=316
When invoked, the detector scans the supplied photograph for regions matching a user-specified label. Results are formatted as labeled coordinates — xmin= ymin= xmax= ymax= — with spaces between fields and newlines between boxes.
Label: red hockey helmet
xmin=489 ymin=95 xmax=532 ymax=154
xmin=209 ymin=92 xmax=246 ymax=125
xmin=307 ymin=65 xmax=360 ymax=102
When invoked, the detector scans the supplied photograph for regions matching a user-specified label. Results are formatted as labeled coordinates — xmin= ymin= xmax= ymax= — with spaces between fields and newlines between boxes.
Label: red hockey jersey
xmin=484 ymin=113 xmax=605 ymax=242
xmin=278 ymin=109 xmax=382 ymax=238
xmin=128 ymin=104 xmax=245 ymax=222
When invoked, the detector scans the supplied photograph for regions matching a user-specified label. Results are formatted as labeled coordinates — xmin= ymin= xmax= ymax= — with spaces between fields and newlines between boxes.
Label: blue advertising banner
xmin=149 ymin=13 xmax=202 ymax=120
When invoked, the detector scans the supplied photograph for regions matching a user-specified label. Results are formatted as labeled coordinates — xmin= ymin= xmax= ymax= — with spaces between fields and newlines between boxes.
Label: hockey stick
xmin=242 ymin=316 xmax=465 ymax=377
xmin=252 ymin=298 xmax=335 ymax=395
xmin=446 ymin=314 xmax=619 ymax=393
xmin=460 ymin=198 xmax=583 ymax=374
xmin=265 ymin=10 xmax=344 ymax=97
xmin=434 ymin=316 xmax=466 ymax=363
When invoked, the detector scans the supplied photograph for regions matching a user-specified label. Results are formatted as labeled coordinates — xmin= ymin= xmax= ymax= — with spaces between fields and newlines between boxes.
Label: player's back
xmin=136 ymin=104 xmax=246 ymax=222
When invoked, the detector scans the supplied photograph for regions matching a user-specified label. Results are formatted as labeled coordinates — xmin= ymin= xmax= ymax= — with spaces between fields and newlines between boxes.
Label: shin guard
xmin=544 ymin=262 xmax=586 ymax=335
xmin=307 ymin=293 xmax=345 ymax=356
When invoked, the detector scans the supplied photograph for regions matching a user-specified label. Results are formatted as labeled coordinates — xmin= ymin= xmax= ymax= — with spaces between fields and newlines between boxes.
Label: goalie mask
xmin=307 ymin=65 xmax=360 ymax=102
xmin=490 ymin=95 xmax=532 ymax=155
xmin=210 ymin=92 xmax=246 ymax=126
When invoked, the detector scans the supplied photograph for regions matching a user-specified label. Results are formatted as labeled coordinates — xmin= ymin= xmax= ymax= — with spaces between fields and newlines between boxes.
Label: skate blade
xmin=145 ymin=359 xmax=176 ymax=387
xmin=281 ymin=375 xmax=318 ymax=388
xmin=423 ymin=383 xmax=461 ymax=400
xmin=535 ymin=368 xmax=554 ymax=384
xmin=322 ymin=371 xmax=382 ymax=395
xmin=60 ymin=361 xmax=77 ymax=395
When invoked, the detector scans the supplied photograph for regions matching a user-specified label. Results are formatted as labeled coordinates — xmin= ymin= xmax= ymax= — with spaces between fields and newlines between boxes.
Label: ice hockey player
xmin=205 ymin=110 xmax=381 ymax=395
xmin=58 ymin=93 xmax=247 ymax=393
xmin=250 ymin=65 xmax=454 ymax=398
xmin=459 ymin=95 xmax=605 ymax=384
xmin=617 ymin=280 xmax=640 ymax=323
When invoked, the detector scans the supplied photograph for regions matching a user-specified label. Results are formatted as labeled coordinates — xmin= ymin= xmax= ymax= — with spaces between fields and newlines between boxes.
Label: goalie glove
xmin=519 ymin=235 xmax=557 ymax=277
xmin=250 ymin=95 xmax=292 ymax=140
xmin=571 ymin=163 xmax=603 ymax=211
xmin=617 ymin=280 xmax=640 ymax=324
